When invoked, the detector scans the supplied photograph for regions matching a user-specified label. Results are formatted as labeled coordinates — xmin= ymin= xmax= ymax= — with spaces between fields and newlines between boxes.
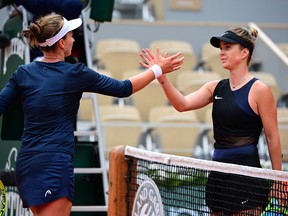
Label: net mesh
xmin=124 ymin=146 xmax=288 ymax=216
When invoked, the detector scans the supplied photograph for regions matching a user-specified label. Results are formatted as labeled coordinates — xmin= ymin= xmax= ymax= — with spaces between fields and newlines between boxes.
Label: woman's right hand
xmin=139 ymin=48 xmax=184 ymax=74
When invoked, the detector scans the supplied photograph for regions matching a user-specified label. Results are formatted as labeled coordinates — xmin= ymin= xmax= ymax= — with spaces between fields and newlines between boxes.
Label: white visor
xmin=38 ymin=17 xmax=82 ymax=47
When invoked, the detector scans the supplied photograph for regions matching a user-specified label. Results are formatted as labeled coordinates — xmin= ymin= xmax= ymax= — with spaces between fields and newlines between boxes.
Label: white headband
xmin=38 ymin=17 xmax=82 ymax=47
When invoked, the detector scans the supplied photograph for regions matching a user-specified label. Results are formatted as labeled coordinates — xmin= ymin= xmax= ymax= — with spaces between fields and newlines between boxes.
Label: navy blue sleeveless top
xmin=212 ymin=78 xmax=262 ymax=150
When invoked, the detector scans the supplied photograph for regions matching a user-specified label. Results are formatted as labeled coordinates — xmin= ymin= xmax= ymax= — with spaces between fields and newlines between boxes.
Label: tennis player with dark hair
xmin=140 ymin=27 xmax=282 ymax=215
xmin=0 ymin=14 xmax=184 ymax=215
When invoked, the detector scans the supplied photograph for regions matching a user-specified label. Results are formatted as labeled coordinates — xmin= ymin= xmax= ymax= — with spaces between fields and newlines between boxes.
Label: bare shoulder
xmin=252 ymin=79 xmax=272 ymax=95
xmin=204 ymin=79 xmax=221 ymax=92
xmin=251 ymin=79 xmax=274 ymax=102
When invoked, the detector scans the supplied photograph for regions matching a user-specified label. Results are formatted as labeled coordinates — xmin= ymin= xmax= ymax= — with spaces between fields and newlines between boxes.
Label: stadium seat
xmin=78 ymin=94 xmax=94 ymax=120
xmin=197 ymin=42 xmax=219 ymax=71
xmin=98 ymin=105 xmax=143 ymax=157
xmin=77 ymin=92 xmax=107 ymax=143
xmin=277 ymin=107 xmax=288 ymax=161
xmin=148 ymin=105 xmax=200 ymax=157
xmin=94 ymin=38 xmax=141 ymax=79
xmin=149 ymin=39 xmax=197 ymax=84
xmin=251 ymin=72 xmax=281 ymax=101
xmin=122 ymin=69 xmax=168 ymax=121
xmin=176 ymin=70 xmax=221 ymax=122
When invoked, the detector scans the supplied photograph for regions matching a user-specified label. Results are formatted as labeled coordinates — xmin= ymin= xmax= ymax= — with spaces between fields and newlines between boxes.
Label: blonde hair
xmin=230 ymin=27 xmax=258 ymax=63
xmin=22 ymin=14 xmax=64 ymax=50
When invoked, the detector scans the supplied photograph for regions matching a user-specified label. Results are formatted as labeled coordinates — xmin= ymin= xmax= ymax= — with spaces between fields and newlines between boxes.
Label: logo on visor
xmin=221 ymin=32 xmax=229 ymax=37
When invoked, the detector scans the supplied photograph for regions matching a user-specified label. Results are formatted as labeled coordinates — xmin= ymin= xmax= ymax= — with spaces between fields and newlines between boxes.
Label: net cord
xmin=125 ymin=146 xmax=288 ymax=182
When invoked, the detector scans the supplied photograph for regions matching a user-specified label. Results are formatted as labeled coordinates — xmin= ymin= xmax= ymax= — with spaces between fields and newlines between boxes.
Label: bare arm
xmin=253 ymin=81 xmax=282 ymax=170
xmin=157 ymin=75 xmax=216 ymax=112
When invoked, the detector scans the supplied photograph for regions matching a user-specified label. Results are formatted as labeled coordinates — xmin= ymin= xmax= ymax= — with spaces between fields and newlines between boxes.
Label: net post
xmin=108 ymin=145 xmax=128 ymax=215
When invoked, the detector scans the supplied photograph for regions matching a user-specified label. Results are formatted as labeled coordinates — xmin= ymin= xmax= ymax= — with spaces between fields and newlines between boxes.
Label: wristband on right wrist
xmin=149 ymin=64 xmax=162 ymax=78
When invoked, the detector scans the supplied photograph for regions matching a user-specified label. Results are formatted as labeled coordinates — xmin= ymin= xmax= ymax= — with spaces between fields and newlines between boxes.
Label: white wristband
xmin=149 ymin=64 xmax=162 ymax=78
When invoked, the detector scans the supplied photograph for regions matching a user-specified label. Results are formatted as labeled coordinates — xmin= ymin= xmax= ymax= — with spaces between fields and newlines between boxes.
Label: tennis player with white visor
xmin=0 ymin=14 xmax=184 ymax=216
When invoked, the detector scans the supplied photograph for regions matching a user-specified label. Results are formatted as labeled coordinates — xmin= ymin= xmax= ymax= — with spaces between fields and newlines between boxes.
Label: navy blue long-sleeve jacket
xmin=0 ymin=61 xmax=132 ymax=155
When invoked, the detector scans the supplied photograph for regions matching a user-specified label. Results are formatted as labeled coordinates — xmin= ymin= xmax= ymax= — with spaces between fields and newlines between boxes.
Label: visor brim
xmin=210 ymin=36 xmax=239 ymax=48
xmin=67 ymin=18 xmax=82 ymax=32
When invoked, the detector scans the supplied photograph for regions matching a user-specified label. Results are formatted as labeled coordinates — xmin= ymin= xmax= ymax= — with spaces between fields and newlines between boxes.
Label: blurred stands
xmin=98 ymin=105 xmax=143 ymax=156
xmin=277 ymin=43 xmax=288 ymax=56
xmin=113 ymin=0 xmax=153 ymax=21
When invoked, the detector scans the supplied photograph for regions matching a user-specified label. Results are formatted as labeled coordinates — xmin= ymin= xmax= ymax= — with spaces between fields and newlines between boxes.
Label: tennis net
xmin=108 ymin=145 xmax=288 ymax=216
